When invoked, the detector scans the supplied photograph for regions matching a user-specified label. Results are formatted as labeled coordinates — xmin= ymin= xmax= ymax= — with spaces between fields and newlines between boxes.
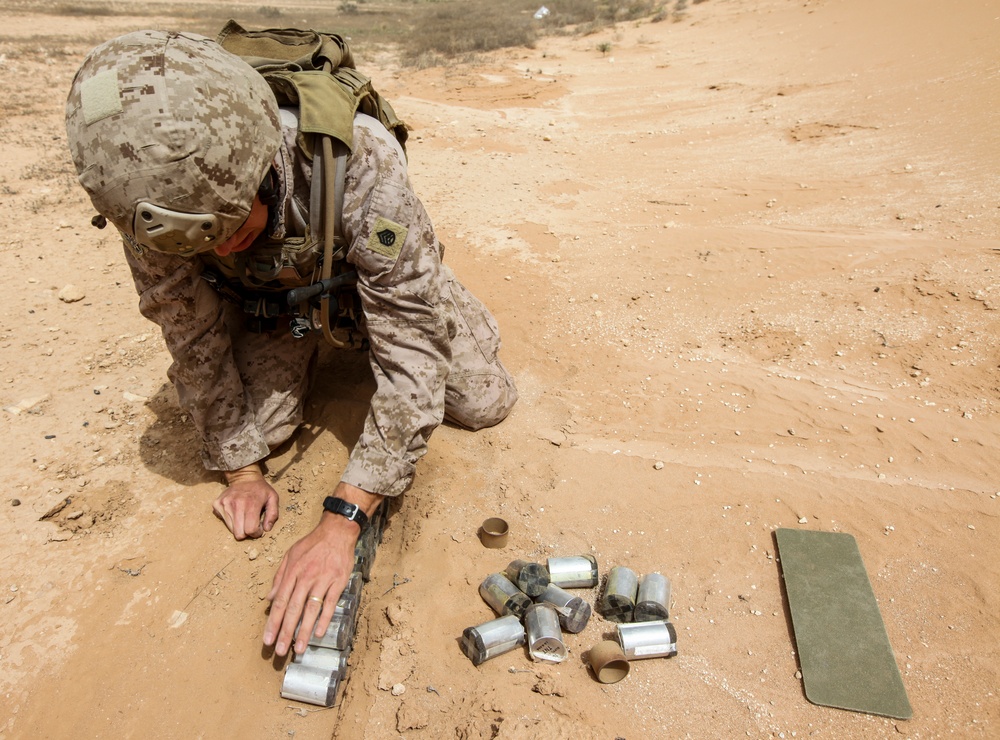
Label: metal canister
xmin=294 ymin=591 xmax=358 ymax=648
xmin=461 ymin=614 xmax=525 ymax=666
xmin=479 ymin=573 xmax=532 ymax=619
xmin=634 ymin=572 xmax=671 ymax=621
xmin=599 ymin=566 xmax=639 ymax=623
xmin=334 ymin=591 xmax=359 ymax=624
xmin=616 ymin=620 xmax=678 ymax=659
xmin=343 ymin=571 xmax=364 ymax=599
xmin=535 ymin=583 xmax=592 ymax=633
xmin=505 ymin=559 xmax=550 ymax=598
xmin=524 ymin=603 xmax=567 ymax=663
xmin=354 ymin=525 xmax=378 ymax=581
xmin=547 ymin=554 xmax=599 ymax=589
xmin=281 ymin=662 xmax=341 ymax=707
xmin=307 ymin=613 xmax=353 ymax=651
xmin=372 ymin=501 xmax=389 ymax=544
xmin=294 ymin=644 xmax=350 ymax=675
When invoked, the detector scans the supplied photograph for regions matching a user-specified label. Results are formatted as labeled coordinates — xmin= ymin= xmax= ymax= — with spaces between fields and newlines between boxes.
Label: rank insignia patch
xmin=366 ymin=217 xmax=407 ymax=260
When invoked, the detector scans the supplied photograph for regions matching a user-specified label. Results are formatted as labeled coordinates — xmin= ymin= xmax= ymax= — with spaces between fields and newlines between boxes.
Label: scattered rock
xmin=122 ymin=391 xmax=148 ymax=403
xmin=39 ymin=496 xmax=72 ymax=521
xmin=391 ymin=683 xmax=406 ymax=696
xmin=533 ymin=675 xmax=567 ymax=697
xmin=396 ymin=701 xmax=428 ymax=731
xmin=653 ymin=461 xmax=664 ymax=470
xmin=57 ymin=284 xmax=86 ymax=303
xmin=247 ymin=546 xmax=260 ymax=561
xmin=168 ymin=610 xmax=189 ymax=629
xmin=377 ymin=634 xmax=413 ymax=690
xmin=3 ymin=394 xmax=49 ymax=415
xmin=11 ymin=499 xmax=20 ymax=507
xmin=537 ymin=428 xmax=566 ymax=446
xmin=386 ymin=602 xmax=406 ymax=627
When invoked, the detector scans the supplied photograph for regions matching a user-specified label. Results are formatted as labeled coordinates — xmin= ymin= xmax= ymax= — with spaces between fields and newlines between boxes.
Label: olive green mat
xmin=775 ymin=528 xmax=912 ymax=719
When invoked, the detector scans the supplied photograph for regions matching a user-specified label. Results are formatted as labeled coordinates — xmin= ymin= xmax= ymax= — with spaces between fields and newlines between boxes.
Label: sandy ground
xmin=2 ymin=0 xmax=999 ymax=737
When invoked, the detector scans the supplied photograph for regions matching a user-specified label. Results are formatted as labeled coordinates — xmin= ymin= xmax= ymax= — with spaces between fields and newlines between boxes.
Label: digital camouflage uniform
xmin=66 ymin=31 xmax=517 ymax=498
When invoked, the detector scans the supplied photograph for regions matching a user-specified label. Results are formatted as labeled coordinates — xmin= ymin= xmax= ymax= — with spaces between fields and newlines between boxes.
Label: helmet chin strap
xmin=258 ymin=166 xmax=280 ymax=207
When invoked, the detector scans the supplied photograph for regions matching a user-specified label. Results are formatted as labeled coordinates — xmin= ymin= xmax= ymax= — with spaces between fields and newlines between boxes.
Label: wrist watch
xmin=322 ymin=496 xmax=370 ymax=532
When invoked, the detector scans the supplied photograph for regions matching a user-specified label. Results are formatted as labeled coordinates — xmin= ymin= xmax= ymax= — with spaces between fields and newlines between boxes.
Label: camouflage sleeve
xmin=339 ymin=115 xmax=453 ymax=496
xmin=121 ymin=243 xmax=270 ymax=471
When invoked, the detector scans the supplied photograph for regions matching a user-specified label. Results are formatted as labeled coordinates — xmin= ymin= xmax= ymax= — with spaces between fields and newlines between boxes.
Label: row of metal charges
xmin=279 ymin=504 xmax=389 ymax=707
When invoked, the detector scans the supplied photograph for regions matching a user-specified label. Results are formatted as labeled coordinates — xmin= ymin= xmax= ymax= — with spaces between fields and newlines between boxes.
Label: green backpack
xmin=214 ymin=21 xmax=408 ymax=348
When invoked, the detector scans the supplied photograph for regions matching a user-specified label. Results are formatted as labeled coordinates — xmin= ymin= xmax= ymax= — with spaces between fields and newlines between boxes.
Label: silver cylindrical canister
xmin=343 ymin=570 xmax=364 ymax=599
xmin=505 ymin=559 xmax=550 ymax=598
xmin=461 ymin=614 xmax=525 ymax=666
xmin=335 ymin=591 xmax=359 ymax=624
xmin=535 ymin=583 xmax=592 ymax=633
xmin=547 ymin=554 xmax=599 ymax=589
xmin=599 ymin=566 xmax=639 ymax=623
xmin=281 ymin=662 xmax=340 ymax=707
xmin=307 ymin=613 xmax=353 ymax=651
xmin=634 ymin=572 xmax=671 ymax=621
xmin=295 ymin=591 xmax=358 ymax=650
xmin=354 ymin=527 xmax=378 ymax=581
xmin=294 ymin=644 xmax=349 ymax=675
xmin=524 ymin=603 xmax=567 ymax=663
xmin=616 ymin=620 xmax=678 ymax=659
xmin=479 ymin=573 xmax=532 ymax=619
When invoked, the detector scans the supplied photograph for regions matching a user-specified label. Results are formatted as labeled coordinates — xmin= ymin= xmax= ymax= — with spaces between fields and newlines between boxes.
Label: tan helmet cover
xmin=65 ymin=30 xmax=282 ymax=254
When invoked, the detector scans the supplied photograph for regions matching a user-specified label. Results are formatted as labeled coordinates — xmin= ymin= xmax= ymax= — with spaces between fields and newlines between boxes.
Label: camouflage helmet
xmin=65 ymin=30 xmax=282 ymax=255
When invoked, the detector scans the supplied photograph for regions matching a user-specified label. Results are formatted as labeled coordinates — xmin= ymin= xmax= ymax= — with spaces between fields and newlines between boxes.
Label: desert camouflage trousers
xmin=224 ymin=270 xmax=517 ymax=465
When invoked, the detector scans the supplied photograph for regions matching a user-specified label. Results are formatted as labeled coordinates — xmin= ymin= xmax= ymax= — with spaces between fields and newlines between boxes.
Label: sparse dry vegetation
xmin=1 ymin=0 xmax=683 ymax=68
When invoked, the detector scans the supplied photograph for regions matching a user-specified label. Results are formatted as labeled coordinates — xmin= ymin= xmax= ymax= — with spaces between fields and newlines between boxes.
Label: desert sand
xmin=2 ymin=0 xmax=999 ymax=737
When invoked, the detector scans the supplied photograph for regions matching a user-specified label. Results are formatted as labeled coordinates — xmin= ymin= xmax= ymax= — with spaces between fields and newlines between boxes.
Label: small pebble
xmin=57 ymin=284 xmax=86 ymax=303
xmin=391 ymin=683 xmax=406 ymax=696
xmin=653 ymin=461 xmax=664 ymax=470
xmin=44 ymin=434 xmax=56 ymax=440
xmin=11 ymin=499 xmax=20 ymax=507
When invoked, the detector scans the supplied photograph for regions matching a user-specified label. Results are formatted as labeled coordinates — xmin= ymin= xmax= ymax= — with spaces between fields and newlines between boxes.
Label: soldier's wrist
xmin=223 ymin=462 xmax=264 ymax=485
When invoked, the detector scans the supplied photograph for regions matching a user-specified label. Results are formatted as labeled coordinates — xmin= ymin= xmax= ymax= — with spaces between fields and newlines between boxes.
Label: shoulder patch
xmin=366 ymin=216 xmax=407 ymax=260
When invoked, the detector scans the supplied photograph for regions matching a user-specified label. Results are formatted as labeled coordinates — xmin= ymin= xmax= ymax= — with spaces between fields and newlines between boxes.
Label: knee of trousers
xmin=445 ymin=364 xmax=518 ymax=431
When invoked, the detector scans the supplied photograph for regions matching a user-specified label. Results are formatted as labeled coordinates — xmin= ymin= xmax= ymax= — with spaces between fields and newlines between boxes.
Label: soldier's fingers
xmin=313 ymin=584 xmax=342 ymax=638
xmin=295 ymin=593 xmax=325 ymax=654
xmin=262 ymin=490 xmax=279 ymax=532
xmin=276 ymin=587 xmax=311 ymax=657
xmin=230 ymin=500 xmax=248 ymax=541
xmin=212 ymin=498 xmax=237 ymax=537
xmin=264 ymin=558 xmax=292 ymax=646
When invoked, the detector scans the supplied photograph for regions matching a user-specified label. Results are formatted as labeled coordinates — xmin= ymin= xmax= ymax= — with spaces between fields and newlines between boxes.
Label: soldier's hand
xmin=213 ymin=463 xmax=279 ymax=540
xmin=263 ymin=482 xmax=383 ymax=657
xmin=263 ymin=512 xmax=358 ymax=657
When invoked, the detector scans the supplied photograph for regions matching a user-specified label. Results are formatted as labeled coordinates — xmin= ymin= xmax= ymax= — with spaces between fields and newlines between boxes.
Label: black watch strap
xmin=322 ymin=496 xmax=369 ymax=532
